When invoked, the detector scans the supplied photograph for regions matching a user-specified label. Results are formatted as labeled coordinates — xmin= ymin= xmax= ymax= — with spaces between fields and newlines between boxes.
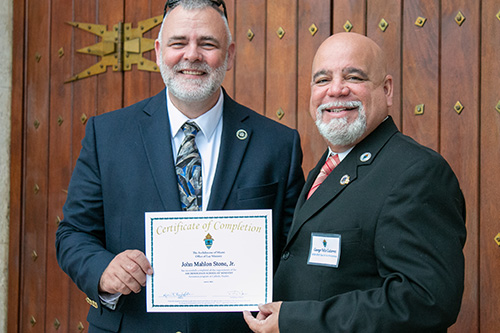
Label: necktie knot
xmin=182 ymin=122 xmax=200 ymax=136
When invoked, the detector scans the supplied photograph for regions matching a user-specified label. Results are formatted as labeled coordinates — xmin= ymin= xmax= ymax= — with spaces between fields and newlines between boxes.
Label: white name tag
xmin=307 ymin=233 xmax=341 ymax=267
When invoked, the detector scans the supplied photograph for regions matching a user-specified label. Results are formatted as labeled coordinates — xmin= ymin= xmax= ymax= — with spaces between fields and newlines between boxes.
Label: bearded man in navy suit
xmin=56 ymin=0 xmax=304 ymax=332
xmin=244 ymin=32 xmax=466 ymax=332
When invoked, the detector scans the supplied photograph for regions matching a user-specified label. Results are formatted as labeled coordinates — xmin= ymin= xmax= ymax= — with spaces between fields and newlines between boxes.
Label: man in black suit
xmin=56 ymin=0 xmax=304 ymax=331
xmin=244 ymin=32 xmax=466 ymax=332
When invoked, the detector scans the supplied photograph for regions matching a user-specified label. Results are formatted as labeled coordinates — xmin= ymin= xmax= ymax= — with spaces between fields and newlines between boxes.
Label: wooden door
xmin=9 ymin=1 xmax=168 ymax=331
xmin=8 ymin=0 xmax=500 ymax=332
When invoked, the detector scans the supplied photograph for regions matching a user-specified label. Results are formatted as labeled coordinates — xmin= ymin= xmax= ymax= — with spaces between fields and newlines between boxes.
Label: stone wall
xmin=0 ymin=0 xmax=13 ymax=331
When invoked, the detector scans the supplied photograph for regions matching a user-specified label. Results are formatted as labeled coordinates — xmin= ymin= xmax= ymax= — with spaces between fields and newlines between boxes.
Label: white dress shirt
xmin=167 ymin=88 xmax=223 ymax=211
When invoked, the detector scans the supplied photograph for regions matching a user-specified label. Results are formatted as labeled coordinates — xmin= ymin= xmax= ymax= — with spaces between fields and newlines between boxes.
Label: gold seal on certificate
xmin=145 ymin=210 xmax=273 ymax=312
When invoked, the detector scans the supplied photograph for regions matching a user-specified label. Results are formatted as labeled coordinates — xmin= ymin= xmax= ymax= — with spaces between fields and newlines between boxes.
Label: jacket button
xmin=282 ymin=251 xmax=290 ymax=260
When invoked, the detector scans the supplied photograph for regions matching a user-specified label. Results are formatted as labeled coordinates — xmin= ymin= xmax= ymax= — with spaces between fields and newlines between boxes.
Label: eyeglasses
xmin=163 ymin=0 xmax=228 ymax=19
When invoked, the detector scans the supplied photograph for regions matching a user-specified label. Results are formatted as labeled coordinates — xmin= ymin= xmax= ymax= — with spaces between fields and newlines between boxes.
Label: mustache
xmin=317 ymin=101 xmax=363 ymax=113
xmin=171 ymin=60 xmax=212 ymax=73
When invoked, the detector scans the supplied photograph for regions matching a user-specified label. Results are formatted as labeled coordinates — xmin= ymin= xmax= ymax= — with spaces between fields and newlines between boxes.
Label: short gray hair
xmin=157 ymin=0 xmax=232 ymax=47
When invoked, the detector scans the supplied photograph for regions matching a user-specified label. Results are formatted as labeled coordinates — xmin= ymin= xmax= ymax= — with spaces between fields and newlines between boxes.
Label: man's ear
xmin=154 ymin=39 xmax=162 ymax=68
xmin=384 ymin=74 xmax=393 ymax=107
xmin=226 ymin=42 xmax=236 ymax=71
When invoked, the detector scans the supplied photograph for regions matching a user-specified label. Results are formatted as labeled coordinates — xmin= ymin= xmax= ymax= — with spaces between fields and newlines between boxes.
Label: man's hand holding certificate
xmin=145 ymin=210 xmax=272 ymax=312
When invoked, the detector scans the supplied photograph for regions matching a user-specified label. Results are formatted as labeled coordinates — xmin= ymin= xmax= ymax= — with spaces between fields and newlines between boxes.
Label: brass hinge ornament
xmin=65 ymin=15 xmax=162 ymax=83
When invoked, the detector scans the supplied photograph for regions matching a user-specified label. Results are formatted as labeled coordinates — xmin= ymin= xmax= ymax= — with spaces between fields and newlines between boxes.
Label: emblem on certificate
xmin=145 ymin=210 xmax=273 ymax=312
xmin=204 ymin=233 xmax=214 ymax=249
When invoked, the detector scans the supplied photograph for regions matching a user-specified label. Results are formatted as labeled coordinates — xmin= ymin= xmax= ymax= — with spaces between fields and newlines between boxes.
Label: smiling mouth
xmin=324 ymin=106 xmax=358 ymax=113
xmin=319 ymin=101 xmax=362 ymax=114
xmin=180 ymin=70 xmax=205 ymax=76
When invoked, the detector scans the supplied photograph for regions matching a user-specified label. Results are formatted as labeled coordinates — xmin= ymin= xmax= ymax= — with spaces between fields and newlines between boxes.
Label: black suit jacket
xmin=56 ymin=89 xmax=305 ymax=332
xmin=274 ymin=117 xmax=466 ymax=332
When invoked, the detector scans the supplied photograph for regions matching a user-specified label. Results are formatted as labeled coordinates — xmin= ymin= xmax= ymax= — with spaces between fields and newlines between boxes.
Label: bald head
xmin=309 ymin=32 xmax=393 ymax=152
xmin=313 ymin=32 xmax=388 ymax=86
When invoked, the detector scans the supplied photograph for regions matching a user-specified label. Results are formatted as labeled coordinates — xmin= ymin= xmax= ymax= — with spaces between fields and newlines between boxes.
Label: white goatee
xmin=315 ymin=101 xmax=367 ymax=147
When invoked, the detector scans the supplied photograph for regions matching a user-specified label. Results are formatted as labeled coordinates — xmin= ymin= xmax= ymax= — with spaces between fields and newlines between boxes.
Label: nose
xmin=184 ymin=43 xmax=203 ymax=62
xmin=326 ymin=78 xmax=350 ymax=97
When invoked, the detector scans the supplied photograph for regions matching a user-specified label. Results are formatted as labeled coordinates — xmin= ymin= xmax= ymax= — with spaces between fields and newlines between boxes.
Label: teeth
xmin=182 ymin=70 xmax=203 ymax=75
xmin=319 ymin=101 xmax=362 ymax=114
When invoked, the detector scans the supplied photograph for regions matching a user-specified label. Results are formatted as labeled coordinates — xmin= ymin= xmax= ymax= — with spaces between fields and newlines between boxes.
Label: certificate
xmin=145 ymin=210 xmax=272 ymax=312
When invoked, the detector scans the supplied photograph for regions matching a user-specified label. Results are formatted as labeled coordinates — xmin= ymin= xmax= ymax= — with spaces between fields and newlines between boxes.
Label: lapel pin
xmin=340 ymin=175 xmax=350 ymax=186
xmin=360 ymin=152 xmax=372 ymax=162
xmin=236 ymin=129 xmax=248 ymax=140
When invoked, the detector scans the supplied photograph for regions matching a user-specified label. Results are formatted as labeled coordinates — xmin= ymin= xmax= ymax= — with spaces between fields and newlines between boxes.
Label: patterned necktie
xmin=176 ymin=122 xmax=202 ymax=211
xmin=307 ymin=154 xmax=340 ymax=200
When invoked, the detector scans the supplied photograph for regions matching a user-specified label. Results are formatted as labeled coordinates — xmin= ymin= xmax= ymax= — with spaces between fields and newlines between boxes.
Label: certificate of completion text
xmin=145 ymin=210 xmax=272 ymax=312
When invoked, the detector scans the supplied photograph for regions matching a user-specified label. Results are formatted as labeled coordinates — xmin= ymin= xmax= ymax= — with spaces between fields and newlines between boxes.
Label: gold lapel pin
xmin=340 ymin=175 xmax=350 ymax=186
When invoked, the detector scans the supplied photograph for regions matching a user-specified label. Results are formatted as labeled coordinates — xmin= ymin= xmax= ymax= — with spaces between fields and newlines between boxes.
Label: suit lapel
xmin=295 ymin=150 xmax=329 ymax=211
xmin=208 ymin=92 xmax=251 ymax=210
xmin=287 ymin=152 xmax=358 ymax=241
xmin=286 ymin=117 xmax=400 ymax=244
xmin=138 ymin=89 xmax=182 ymax=211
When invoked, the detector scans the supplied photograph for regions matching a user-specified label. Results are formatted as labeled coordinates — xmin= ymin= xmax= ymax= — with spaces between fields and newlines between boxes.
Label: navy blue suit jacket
xmin=274 ymin=118 xmax=466 ymax=332
xmin=56 ymin=89 xmax=304 ymax=332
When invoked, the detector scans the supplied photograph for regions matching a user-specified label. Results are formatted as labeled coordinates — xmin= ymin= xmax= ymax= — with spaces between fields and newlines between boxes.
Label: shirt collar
xmin=328 ymin=146 xmax=354 ymax=162
xmin=166 ymin=88 xmax=224 ymax=140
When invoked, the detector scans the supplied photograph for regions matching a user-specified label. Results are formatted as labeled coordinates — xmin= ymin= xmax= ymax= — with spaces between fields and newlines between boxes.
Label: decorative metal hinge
xmin=66 ymin=15 xmax=162 ymax=83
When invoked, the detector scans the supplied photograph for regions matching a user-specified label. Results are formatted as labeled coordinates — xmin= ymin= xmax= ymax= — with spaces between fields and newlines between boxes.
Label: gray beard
xmin=315 ymin=101 xmax=367 ymax=147
xmin=159 ymin=54 xmax=227 ymax=102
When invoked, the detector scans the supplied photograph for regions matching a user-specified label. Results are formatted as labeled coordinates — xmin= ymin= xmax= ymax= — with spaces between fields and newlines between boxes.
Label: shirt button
xmin=282 ymin=251 xmax=290 ymax=260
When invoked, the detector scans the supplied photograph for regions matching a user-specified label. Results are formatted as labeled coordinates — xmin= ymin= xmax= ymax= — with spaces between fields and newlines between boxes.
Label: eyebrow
xmin=312 ymin=69 xmax=331 ymax=82
xmin=199 ymin=36 xmax=221 ymax=47
xmin=343 ymin=67 xmax=369 ymax=79
xmin=312 ymin=67 xmax=370 ymax=82
xmin=167 ymin=35 xmax=221 ymax=47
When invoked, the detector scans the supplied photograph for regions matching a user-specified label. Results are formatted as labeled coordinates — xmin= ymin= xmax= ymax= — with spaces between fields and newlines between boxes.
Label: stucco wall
xmin=0 ymin=0 xmax=13 ymax=331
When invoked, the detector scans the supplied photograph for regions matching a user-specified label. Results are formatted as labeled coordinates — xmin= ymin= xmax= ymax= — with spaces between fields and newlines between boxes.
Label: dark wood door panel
xmin=297 ymin=0 xmax=331 ymax=174
xmin=266 ymin=0 xmax=298 ymax=128
xmin=440 ymin=1 xmax=480 ymax=329
xmin=333 ymin=0 xmax=366 ymax=34
xmin=234 ymin=0 xmax=266 ymax=115
xmin=402 ymin=0 xmax=440 ymax=151
xmin=22 ymin=0 xmax=52 ymax=330
xmin=480 ymin=0 xmax=500 ymax=331
xmin=367 ymin=0 xmax=402 ymax=128
xmin=46 ymin=0 xmax=73 ymax=330
xmin=11 ymin=1 xmax=498 ymax=332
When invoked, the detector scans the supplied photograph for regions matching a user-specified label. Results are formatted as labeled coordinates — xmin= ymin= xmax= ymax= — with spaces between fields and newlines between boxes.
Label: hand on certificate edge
xmin=243 ymin=301 xmax=282 ymax=333
xmin=99 ymin=249 xmax=153 ymax=295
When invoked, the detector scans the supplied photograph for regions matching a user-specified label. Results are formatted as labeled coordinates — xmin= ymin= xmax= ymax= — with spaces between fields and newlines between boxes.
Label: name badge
xmin=307 ymin=233 xmax=341 ymax=268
